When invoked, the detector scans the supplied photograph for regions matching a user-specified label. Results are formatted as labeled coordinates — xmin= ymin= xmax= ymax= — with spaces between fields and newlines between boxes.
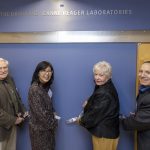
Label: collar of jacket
xmin=94 ymin=79 xmax=112 ymax=90
xmin=0 ymin=77 xmax=9 ymax=84
xmin=139 ymin=85 xmax=150 ymax=93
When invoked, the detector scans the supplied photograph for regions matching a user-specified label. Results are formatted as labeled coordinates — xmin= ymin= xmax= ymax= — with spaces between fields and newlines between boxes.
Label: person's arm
xmin=80 ymin=92 xmax=111 ymax=128
xmin=121 ymin=116 xmax=150 ymax=131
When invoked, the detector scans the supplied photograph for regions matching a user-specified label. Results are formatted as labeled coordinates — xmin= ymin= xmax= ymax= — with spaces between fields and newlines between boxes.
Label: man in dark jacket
xmin=121 ymin=61 xmax=150 ymax=150
xmin=0 ymin=58 xmax=27 ymax=150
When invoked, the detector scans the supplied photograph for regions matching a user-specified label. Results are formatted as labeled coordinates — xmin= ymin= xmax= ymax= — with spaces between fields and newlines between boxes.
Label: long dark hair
xmin=31 ymin=61 xmax=54 ymax=90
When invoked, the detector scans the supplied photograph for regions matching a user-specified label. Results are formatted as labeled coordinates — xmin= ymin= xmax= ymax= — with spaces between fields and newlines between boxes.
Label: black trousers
xmin=138 ymin=130 xmax=150 ymax=150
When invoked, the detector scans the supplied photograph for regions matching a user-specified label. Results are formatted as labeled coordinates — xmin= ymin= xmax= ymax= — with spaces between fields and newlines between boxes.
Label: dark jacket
xmin=80 ymin=79 xmax=120 ymax=139
xmin=122 ymin=87 xmax=150 ymax=150
xmin=122 ymin=88 xmax=150 ymax=131
xmin=0 ymin=76 xmax=26 ymax=141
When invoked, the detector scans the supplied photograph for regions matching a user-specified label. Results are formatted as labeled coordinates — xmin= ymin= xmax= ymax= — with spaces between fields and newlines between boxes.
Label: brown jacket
xmin=0 ymin=76 xmax=25 ymax=141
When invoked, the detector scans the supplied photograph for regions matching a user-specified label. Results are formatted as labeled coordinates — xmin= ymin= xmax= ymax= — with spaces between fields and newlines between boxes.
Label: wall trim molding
xmin=0 ymin=31 xmax=150 ymax=43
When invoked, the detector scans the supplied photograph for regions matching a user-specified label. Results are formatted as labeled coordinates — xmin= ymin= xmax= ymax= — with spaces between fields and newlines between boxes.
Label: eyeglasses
xmin=40 ymin=69 xmax=52 ymax=73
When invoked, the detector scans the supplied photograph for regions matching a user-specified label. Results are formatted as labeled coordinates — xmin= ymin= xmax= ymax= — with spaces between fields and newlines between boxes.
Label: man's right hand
xmin=15 ymin=117 xmax=24 ymax=125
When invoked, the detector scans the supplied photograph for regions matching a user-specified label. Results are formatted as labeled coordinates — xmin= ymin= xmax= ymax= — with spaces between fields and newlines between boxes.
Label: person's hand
xmin=53 ymin=112 xmax=57 ymax=116
xmin=15 ymin=117 xmax=24 ymax=125
xmin=75 ymin=117 xmax=80 ymax=124
xmin=17 ymin=112 xmax=22 ymax=117
xmin=82 ymin=100 xmax=87 ymax=108
xmin=23 ymin=111 xmax=29 ymax=119
xmin=129 ymin=112 xmax=135 ymax=116
xmin=66 ymin=117 xmax=78 ymax=124
xmin=119 ymin=114 xmax=126 ymax=120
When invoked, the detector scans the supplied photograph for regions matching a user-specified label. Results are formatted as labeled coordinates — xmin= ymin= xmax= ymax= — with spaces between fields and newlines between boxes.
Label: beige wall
xmin=137 ymin=43 xmax=150 ymax=93
xmin=134 ymin=43 xmax=150 ymax=150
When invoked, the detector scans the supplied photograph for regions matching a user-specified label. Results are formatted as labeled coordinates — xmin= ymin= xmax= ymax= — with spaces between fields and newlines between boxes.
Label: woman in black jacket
xmin=79 ymin=61 xmax=120 ymax=150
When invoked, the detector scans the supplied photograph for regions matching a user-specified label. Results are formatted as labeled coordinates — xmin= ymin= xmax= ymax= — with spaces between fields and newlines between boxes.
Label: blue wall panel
xmin=0 ymin=43 xmax=136 ymax=150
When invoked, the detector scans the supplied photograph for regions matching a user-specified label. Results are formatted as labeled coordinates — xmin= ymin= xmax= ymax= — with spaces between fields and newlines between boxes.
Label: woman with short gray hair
xmin=79 ymin=60 xmax=120 ymax=150
xmin=93 ymin=61 xmax=112 ymax=80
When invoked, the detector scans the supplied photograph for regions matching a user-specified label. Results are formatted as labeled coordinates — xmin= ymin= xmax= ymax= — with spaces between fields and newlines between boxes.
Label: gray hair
xmin=93 ymin=61 xmax=112 ymax=79
xmin=0 ymin=58 xmax=9 ymax=65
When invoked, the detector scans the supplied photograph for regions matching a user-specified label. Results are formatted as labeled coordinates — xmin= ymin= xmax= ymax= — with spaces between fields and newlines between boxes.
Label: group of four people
xmin=0 ymin=57 xmax=150 ymax=150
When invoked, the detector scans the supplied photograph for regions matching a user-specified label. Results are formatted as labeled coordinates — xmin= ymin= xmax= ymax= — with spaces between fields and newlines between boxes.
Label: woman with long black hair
xmin=28 ymin=61 xmax=58 ymax=150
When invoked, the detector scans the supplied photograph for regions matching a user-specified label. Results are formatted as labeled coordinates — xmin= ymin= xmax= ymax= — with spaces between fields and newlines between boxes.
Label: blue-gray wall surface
xmin=0 ymin=43 xmax=136 ymax=150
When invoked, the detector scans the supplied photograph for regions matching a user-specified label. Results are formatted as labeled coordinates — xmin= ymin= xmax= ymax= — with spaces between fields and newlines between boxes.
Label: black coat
xmin=122 ymin=88 xmax=150 ymax=150
xmin=80 ymin=79 xmax=120 ymax=139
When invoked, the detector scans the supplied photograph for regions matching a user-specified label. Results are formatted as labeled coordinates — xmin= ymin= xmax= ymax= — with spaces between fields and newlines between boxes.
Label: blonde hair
xmin=93 ymin=61 xmax=112 ymax=79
